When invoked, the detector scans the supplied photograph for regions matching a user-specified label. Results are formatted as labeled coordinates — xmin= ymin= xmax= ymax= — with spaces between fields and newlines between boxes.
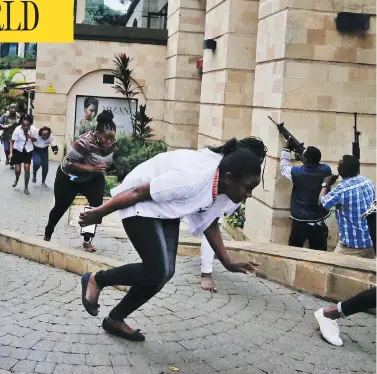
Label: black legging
xmin=341 ymin=287 xmax=376 ymax=316
xmin=95 ymin=216 xmax=180 ymax=320
xmin=45 ymin=166 xmax=105 ymax=239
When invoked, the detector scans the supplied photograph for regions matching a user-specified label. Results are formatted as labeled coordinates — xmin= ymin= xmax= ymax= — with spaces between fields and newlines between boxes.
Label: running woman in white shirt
xmin=78 ymin=137 xmax=265 ymax=342
xmin=199 ymin=137 xmax=267 ymax=292
xmin=9 ymin=114 xmax=38 ymax=195
xmin=32 ymin=126 xmax=59 ymax=187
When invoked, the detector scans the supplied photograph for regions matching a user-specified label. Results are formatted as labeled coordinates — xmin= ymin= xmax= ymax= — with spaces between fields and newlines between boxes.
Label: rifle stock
xmin=268 ymin=116 xmax=305 ymax=155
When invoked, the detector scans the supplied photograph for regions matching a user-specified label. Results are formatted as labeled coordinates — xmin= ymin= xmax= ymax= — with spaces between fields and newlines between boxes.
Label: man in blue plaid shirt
xmin=319 ymin=155 xmax=375 ymax=258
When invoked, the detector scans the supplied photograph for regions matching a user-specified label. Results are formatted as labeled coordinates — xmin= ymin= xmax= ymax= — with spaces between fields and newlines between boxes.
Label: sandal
xmin=102 ymin=317 xmax=145 ymax=342
xmin=83 ymin=241 xmax=96 ymax=253
xmin=81 ymin=272 xmax=100 ymax=316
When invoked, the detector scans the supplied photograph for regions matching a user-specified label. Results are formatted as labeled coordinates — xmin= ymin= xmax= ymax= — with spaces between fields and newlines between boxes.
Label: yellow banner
xmin=0 ymin=0 xmax=74 ymax=42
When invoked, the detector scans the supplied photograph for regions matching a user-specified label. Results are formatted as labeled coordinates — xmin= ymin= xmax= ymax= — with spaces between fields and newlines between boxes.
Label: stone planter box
xmin=223 ymin=220 xmax=247 ymax=241
xmin=0 ymin=229 xmax=375 ymax=303
xmin=23 ymin=59 xmax=36 ymax=68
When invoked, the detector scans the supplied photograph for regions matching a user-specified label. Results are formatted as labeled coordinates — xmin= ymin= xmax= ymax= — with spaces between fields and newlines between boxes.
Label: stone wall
xmin=34 ymin=40 xmax=167 ymax=161
xmin=198 ymin=0 xmax=259 ymax=148
xmin=32 ymin=0 xmax=376 ymax=249
xmin=163 ymin=0 xmax=206 ymax=149
xmin=244 ymin=0 xmax=376 ymax=246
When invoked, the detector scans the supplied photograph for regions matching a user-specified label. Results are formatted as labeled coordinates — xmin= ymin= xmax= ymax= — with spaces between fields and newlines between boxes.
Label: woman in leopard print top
xmin=44 ymin=110 xmax=117 ymax=252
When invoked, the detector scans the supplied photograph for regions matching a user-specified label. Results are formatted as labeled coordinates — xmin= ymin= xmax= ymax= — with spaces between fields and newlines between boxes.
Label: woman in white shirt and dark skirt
xmin=32 ymin=126 xmax=59 ymax=187
xmin=79 ymin=137 xmax=266 ymax=342
xmin=9 ymin=114 xmax=38 ymax=195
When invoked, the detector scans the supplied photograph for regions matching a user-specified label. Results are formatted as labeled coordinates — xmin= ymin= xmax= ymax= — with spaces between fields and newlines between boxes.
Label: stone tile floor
xmin=0 ymin=160 xmax=375 ymax=373
xmin=0 ymin=253 xmax=376 ymax=374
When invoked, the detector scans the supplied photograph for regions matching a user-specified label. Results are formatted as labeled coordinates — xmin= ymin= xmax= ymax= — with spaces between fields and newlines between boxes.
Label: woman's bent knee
xmin=149 ymin=266 xmax=175 ymax=286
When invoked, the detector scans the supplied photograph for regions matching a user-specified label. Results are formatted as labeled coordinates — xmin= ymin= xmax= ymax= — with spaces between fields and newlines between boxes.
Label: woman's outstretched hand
xmin=79 ymin=209 xmax=103 ymax=227
xmin=91 ymin=163 xmax=108 ymax=173
xmin=226 ymin=261 xmax=260 ymax=274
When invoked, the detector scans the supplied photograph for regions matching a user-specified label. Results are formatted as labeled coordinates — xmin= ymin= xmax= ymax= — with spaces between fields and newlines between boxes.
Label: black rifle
xmin=352 ymin=112 xmax=361 ymax=160
xmin=268 ymin=116 xmax=306 ymax=155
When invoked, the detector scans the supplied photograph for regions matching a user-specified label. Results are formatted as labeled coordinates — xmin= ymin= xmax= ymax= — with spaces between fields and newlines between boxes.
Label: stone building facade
xmin=33 ymin=0 xmax=376 ymax=246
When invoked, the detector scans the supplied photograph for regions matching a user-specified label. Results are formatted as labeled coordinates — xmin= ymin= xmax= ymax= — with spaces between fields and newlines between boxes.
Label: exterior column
xmin=244 ymin=0 xmax=376 ymax=248
xmin=76 ymin=0 xmax=86 ymax=23
xmin=198 ymin=0 xmax=259 ymax=148
xmin=163 ymin=0 xmax=206 ymax=149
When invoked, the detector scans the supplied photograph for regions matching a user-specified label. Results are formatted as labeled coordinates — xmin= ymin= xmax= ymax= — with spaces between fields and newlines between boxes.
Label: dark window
xmin=24 ymin=43 xmax=37 ymax=57
xmin=160 ymin=4 xmax=168 ymax=29
xmin=103 ymin=74 xmax=115 ymax=84
xmin=132 ymin=19 xmax=137 ymax=27
xmin=147 ymin=4 xmax=167 ymax=29
xmin=1 ymin=43 xmax=18 ymax=57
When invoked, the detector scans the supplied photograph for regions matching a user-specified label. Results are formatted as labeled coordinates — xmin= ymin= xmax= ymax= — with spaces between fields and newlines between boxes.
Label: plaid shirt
xmin=321 ymin=176 xmax=376 ymax=248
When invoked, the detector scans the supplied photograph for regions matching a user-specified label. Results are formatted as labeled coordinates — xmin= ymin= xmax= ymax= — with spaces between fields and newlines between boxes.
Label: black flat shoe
xmin=102 ymin=317 xmax=145 ymax=342
xmin=81 ymin=272 xmax=100 ymax=316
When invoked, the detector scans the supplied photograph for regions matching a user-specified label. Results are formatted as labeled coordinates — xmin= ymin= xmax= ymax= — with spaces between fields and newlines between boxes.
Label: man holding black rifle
xmin=319 ymin=155 xmax=375 ymax=258
xmin=280 ymin=138 xmax=332 ymax=250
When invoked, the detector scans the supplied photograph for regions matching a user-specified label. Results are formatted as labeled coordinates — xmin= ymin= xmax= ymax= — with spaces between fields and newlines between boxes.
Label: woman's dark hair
xmin=218 ymin=145 xmax=262 ymax=180
xmin=20 ymin=114 xmax=33 ymax=125
xmin=38 ymin=126 xmax=52 ymax=137
xmin=84 ymin=97 xmax=99 ymax=113
xmin=210 ymin=137 xmax=267 ymax=162
xmin=96 ymin=110 xmax=116 ymax=133
xmin=210 ymin=137 xmax=268 ymax=187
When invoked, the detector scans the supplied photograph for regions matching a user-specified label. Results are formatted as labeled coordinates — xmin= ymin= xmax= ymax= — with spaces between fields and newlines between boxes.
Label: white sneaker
xmin=314 ymin=308 xmax=343 ymax=346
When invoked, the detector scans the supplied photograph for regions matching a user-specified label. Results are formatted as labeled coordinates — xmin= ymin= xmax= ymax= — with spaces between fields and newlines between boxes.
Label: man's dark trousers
xmin=288 ymin=220 xmax=328 ymax=251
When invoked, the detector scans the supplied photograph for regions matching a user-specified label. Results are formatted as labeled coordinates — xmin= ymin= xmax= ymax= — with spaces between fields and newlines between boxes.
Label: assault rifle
xmin=268 ymin=116 xmax=306 ymax=155
xmin=352 ymin=112 xmax=361 ymax=160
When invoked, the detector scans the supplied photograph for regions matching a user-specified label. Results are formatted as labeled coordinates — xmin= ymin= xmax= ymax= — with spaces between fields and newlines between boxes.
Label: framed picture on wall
xmin=74 ymin=95 xmax=138 ymax=138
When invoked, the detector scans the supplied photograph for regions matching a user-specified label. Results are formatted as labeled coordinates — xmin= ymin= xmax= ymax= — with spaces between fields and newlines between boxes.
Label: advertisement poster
xmin=74 ymin=95 xmax=137 ymax=138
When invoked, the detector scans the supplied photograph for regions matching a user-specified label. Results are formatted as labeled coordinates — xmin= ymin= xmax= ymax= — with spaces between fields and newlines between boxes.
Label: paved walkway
xmin=1 ymin=253 xmax=376 ymax=374
xmin=0 ymin=161 xmax=138 ymax=261
xmin=0 ymin=160 xmax=375 ymax=373
xmin=0 ymin=161 xmax=229 ymax=263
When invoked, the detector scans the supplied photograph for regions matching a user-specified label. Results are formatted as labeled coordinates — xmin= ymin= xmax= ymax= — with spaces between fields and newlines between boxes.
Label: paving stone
xmin=110 ymin=355 xmax=131 ymax=366
xmin=53 ymin=342 xmax=72 ymax=353
xmin=86 ymin=354 xmax=111 ymax=366
xmin=45 ymin=352 xmax=65 ymax=364
xmin=11 ymin=359 xmax=37 ymax=372
xmin=62 ymin=353 xmax=86 ymax=365
xmin=9 ymin=349 xmax=31 ymax=360
xmin=72 ymin=366 xmax=94 ymax=374
xmin=0 ymin=357 xmax=18 ymax=371
xmin=27 ymin=350 xmax=49 ymax=362
xmin=0 ymin=347 xmax=12 ymax=358
xmin=93 ymin=367 xmax=115 ymax=374
xmin=53 ymin=364 xmax=74 ymax=374
xmin=70 ymin=343 xmax=89 ymax=354
xmin=32 ymin=340 xmax=55 ymax=352
xmin=34 ymin=361 xmax=56 ymax=374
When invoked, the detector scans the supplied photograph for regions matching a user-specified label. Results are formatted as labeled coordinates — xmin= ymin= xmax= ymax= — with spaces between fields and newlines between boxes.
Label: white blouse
xmin=111 ymin=148 xmax=240 ymax=235
xmin=11 ymin=125 xmax=38 ymax=153
xmin=34 ymin=134 xmax=57 ymax=149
